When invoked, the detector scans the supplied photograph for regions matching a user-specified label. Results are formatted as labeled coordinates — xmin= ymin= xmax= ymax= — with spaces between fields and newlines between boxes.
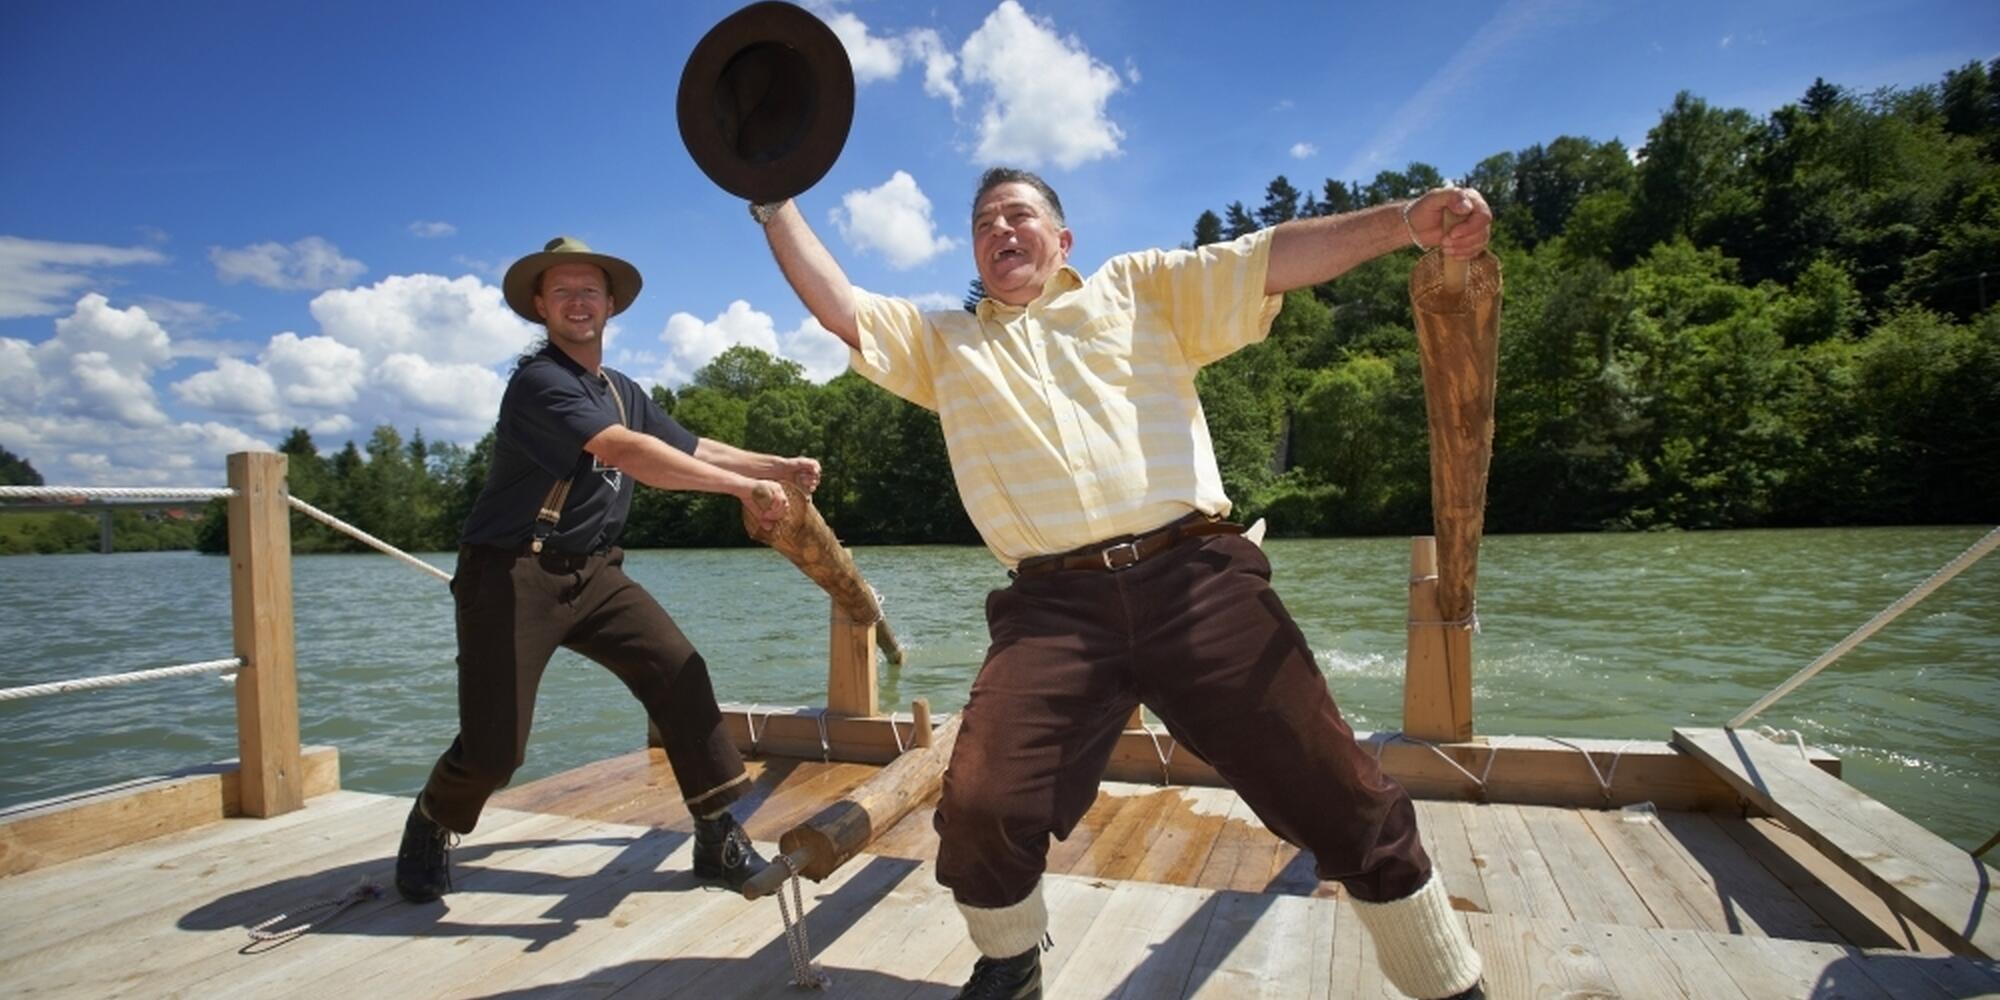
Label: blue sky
xmin=3 ymin=0 xmax=1993 ymax=486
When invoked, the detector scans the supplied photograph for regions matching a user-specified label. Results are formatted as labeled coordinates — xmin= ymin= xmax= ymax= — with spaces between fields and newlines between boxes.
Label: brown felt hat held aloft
xmin=677 ymin=1 xmax=855 ymax=204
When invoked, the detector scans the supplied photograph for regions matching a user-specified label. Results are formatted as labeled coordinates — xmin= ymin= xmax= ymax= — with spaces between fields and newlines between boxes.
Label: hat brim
xmin=502 ymin=250 xmax=643 ymax=325
xmin=678 ymin=1 xmax=855 ymax=203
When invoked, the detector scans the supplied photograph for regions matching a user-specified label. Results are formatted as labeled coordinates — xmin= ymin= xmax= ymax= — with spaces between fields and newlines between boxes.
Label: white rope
xmin=888 ymin=713 xmax=908 ymax=754
xmin=0 ymin=486 xmax=234 ymax=501
xmin=0 ymin=657 xmax=242 ymax=702
xmin=1371 ymin=731 xmax=1498 ymax=791
xmin=1548 ymin=737 xmax=1635 ymax=800
xmin=813 ymin=709 xmax=830 ymax=764
xmin=1732 ymin=524 xmax=2000 ymax=728
xmin=1132 ymin=714 xmax=1178 ymax=785
xmin=1755 ymin=725 xmax=1812 ymax=761
xmin=774 ymin=854 xmax=830 ymax=989
xmin=285 ymin=497 xmax=450 ymax=583
xmin=745 ymin=704 xmax=771 ymax=756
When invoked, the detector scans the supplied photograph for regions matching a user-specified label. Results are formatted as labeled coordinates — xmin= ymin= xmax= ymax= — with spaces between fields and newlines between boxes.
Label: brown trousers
xmin=935 ymin=532 xmax=1430 ymax=908
xmin=419 ymin=544 xmax=748 ymax=833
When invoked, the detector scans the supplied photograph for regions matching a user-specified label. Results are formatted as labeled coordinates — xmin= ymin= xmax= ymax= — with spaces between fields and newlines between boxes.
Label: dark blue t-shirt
xmin=460 ymin=345 xmax=697 ymax=553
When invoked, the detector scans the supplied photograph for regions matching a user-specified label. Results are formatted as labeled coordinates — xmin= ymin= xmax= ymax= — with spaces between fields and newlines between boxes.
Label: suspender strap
xmin=529 ymin=369 xmax=632 ymax=555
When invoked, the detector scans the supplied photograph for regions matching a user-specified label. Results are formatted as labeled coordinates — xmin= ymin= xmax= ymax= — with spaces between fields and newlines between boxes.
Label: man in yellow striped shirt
xmin=758 ymin=169 xmax=1491 ymax=1000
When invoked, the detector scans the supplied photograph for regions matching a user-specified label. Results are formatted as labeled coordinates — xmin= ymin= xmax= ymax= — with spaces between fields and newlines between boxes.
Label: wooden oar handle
xmin=1441 ymin=207 xmax=1469 ymax=295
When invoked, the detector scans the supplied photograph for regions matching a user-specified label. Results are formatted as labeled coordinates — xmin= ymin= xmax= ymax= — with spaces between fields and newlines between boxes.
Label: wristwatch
xmin=749 ymin=200 xmax=784 ymax=226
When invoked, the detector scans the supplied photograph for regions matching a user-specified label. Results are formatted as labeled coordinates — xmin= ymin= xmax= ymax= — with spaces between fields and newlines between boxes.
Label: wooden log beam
xmin=715 ymin=706 xmax=1831 ymax=812
xmin=742 ymin=710 xmax=962 ymax=898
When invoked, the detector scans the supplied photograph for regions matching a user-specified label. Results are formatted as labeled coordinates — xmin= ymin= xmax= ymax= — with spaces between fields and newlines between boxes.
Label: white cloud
xmin=823 ymin=9 xmax=904 ymax=83
xmin=370 ymin=353 xmax=507 ymax=420
xmin=830 ymin=171 xmax=959 ymax=270
xmin=907 ymin=291 xmax=964 ymax=312
xmin=907 ymin=28 xmax=961 ymax=108
xmin=0 ymin=236 xmax=167 ymax=318
xmin=1290 ymin=142 xmax=1318 ymax=160
xmin=408 ymin=220 xmax=457 ymax=238
xmin=1 ymin=294 xmax=179 ymax=435
xmin=654 ymin=300 xmax=848 ymax=386
xmin=210 ymin=236 xmax=366 ymax=291
xmin=959 ymin=1 xmax=1124 ymax=169
xmin=308 ymin=273 xmax=535 ymax=366
xmin=63 ymin=350 xmax=170 ymax=426
xmin=263 ymin=332 xmax=367 ymax=407
xmin=52 ymin=292 xmax=173 ymax=372
xmin=133 ymin=296 xmax=239 ymax=338
xmin=172 ymin=356 xmax=280 ymax=416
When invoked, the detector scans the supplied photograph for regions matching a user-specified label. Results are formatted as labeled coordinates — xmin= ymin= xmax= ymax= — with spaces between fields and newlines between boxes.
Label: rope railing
xmin=0 ymin=657 xmax=242 ymax=702
xmin=285 ymin=496 xmax=450 ymax=583
xmin=0 ymin=486 xmax=234 ymax=502
xmin=1730 ymin=524 xmax=2000 ymax=729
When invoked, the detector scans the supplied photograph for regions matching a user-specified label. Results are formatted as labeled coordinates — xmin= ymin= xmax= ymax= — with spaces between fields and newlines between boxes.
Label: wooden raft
xmin=1674 ymin=727 xmax=2000 ymax=958
xmin=5 ymin=790 xmax=1998 ymax=999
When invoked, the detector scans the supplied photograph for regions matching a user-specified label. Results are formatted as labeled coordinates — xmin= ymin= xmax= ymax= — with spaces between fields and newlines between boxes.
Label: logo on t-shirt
xmin=591 ymin=455 xmax=623 ymax=492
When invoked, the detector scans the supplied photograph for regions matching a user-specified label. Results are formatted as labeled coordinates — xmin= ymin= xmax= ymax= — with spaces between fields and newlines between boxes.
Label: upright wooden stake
xmin=827 ymin=593 xmax=879 ymax=717
xmin=226 ymin=451 xmax=303 ymax=817
xmin=1403 ymin=536 xmax=1473 ymax=742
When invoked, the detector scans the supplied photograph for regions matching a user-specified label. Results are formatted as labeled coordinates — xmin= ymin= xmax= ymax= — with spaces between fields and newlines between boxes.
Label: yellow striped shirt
xmin=850 ymin=229 xmax=1282 ymax=567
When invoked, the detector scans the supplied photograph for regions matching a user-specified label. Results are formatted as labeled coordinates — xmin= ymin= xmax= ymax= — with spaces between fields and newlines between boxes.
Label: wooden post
xmin=827 ymin=595 xmax=878 ymax=717
xmin=912 ymin=698 xmax=933 ymax=749
xmin=1403 ymin=536 xmax=1473 ymax=742
xmin=226 ymin=451 xmax=303 ymax=817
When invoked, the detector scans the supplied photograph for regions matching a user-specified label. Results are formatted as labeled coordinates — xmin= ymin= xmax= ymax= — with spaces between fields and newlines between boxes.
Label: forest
xmin=8 ymin=63 xmax=1998 ymax=555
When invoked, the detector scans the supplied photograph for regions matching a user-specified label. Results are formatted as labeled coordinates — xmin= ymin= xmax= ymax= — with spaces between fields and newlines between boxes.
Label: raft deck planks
xmin=1674 ymin=726 xmax=2000 ymax=958
xmin=6 ymin=793 xmax=1996 ymax=998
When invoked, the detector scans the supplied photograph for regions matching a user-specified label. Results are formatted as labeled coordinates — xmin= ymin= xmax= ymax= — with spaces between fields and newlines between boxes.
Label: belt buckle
xmin=1100 ymin=540 xmax=1141 ymax=570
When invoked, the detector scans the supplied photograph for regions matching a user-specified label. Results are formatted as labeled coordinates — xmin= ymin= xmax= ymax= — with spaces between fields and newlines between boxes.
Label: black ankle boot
xmin=395 ymin=798 xmax=454 ymax=903
xmin=692 ymin=813 xmax=767 ymax=891
xmin=953 ymin=946 xmax=1041 ymax=1000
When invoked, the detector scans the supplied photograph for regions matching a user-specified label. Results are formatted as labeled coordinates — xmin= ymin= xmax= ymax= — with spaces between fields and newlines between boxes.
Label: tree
xmin=1190 ymin=210 xmax=1224 ymax=248
xmin=692 ymin=344 xmax=807 ymax=397
xmin=1629 ymin=91 xmax=1758 ymax=257
xmin=1256 ymin=176 xmax=1302 ymax=227
xmin=1223 ymin=201 xmax=1258 ymax=239
xmin=963 ymin=277 xmax=987 ymax=312
xmin=0 ymin=445 xmax=42 ymax=486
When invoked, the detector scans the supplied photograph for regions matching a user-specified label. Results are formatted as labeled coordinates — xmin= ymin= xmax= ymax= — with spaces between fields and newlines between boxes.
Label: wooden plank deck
xmin=3 ymin=788 xmax=1997 ymax=999
xmin=492 ymin=750 xmax=1963 ymax=952
xmin=1674 ymin=726 xmax=2000 ymax=958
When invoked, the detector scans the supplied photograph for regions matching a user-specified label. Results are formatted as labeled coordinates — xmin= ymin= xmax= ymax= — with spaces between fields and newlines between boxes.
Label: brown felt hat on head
xmin=501 ymin=236 xmax=643 ymax=325
xmin=677 ymin=1 xmax=855 ymax=203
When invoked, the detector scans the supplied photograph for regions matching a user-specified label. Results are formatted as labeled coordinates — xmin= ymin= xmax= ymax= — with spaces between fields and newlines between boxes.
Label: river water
xmin=2 ymin=527 xmax=1993 ymax=850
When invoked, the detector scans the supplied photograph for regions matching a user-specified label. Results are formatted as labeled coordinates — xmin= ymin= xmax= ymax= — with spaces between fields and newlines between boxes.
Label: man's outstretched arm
xmin=760 ymin=200 xmax=860 ymax=349
xmin=584 ymin=425 xmax=791 ymax=526
xmin=1264 ymin=187 xmax=1493 ymax=296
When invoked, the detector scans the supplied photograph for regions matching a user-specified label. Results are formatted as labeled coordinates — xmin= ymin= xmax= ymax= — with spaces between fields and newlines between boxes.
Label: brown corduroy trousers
xmin=935 ymin=532 xmax=1431 ymax=908
xmin=418 ymin=544 xmax=748 ymax=834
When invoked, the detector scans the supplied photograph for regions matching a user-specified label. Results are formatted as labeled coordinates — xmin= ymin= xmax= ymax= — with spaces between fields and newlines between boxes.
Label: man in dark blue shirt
xmin=396 ymin=236 xmax=819 ymax=902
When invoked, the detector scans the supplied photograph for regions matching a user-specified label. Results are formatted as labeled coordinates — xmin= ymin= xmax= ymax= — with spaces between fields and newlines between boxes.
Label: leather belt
xmin=1013 ymin=513 xmax=1244 ymax=576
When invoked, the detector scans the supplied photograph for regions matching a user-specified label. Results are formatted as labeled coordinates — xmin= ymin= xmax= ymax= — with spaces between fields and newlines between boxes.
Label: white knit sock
xmin=1348 ymin=872 xmax=1482 ymax=999
xmin=957 ymin=880 xmax=1047 ymax=959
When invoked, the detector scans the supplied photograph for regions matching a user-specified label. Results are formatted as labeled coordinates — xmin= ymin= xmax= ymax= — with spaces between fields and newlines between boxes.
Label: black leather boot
xmin=692 ymin=813 xmax=767 ymax=891
xmin=394 ymin=797 xmax=454 ymax=903
xmin=952 ymin=946 xmax=1041 ymax=1000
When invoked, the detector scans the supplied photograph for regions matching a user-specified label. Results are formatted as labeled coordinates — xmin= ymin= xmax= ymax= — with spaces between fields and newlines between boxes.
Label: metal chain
xmin=774 ymin=854 xmax=830 ymax=989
